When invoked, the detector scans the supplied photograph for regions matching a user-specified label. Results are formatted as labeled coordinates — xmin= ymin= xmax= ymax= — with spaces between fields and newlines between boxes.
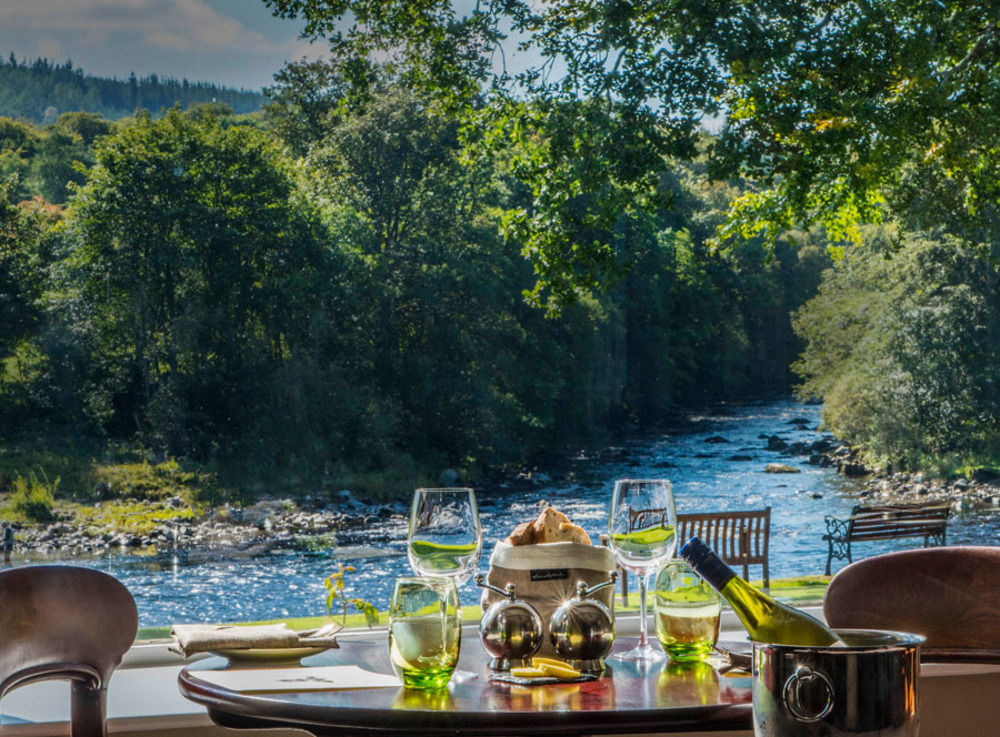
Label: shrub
xmin=10 ymin=469 xmax=57 ymax=522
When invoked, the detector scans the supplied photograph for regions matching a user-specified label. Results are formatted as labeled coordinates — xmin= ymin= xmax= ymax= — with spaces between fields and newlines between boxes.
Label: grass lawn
xmin=137 ymin=574 xmax=831 ymax=641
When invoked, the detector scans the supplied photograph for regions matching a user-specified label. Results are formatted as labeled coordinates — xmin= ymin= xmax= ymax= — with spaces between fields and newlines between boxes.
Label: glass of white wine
xmin=607 ymin=478 xmax=677 ymax=663
xmin=407 ymin=487 xmax=482 ymax=584
xmin=654 ymin=559 xmax=721 ymax=662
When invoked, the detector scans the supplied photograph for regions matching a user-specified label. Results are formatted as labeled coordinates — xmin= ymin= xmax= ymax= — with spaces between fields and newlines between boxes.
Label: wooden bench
xmin=601 ymin=507 xmax=771 ymax=604
xmin=823 ymin=502 xmax=951 ymax=575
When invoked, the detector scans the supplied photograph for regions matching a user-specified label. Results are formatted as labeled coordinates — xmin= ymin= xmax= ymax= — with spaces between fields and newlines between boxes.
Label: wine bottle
xmin=679 ymin=537 xmax=842 ymax=646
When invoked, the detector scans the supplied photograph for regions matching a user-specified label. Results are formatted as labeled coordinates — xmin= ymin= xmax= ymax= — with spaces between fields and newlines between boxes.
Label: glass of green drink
xmin=388 ymin=576 xmax=462 ymax=690
xmin=608 ymin=478 xmax=677 ymax=663
xmin=654 ymin=560 xmax=721 ymax=662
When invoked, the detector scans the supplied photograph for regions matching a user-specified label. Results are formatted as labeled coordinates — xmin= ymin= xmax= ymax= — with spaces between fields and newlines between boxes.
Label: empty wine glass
xmin=607 ymin=478 xmax=677 ymax=663
xmin=407 ymin=487 xmax=482 ymax=585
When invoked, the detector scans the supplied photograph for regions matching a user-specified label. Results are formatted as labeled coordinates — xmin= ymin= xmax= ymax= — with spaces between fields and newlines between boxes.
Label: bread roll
xmin=506 ymin=520 xmax=536 ymax=546
xmin=532 ymin=507 xmax=571 ymax=543
xmin=558 ymin=521 xmax=591 ymax=545
xmin=505 ymin=506 xmax=591 ymax=545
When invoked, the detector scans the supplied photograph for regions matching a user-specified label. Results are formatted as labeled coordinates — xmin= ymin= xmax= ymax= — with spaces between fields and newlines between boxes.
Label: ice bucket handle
xmin=782 ymin=665 xmax=835 ymax=723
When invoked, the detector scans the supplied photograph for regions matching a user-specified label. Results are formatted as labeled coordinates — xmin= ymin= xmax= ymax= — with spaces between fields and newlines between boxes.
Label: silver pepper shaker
xmin=548 ymin=572 xmax=618 ymax=673
xmin=475 ymin=573 xmax=544 ymax=671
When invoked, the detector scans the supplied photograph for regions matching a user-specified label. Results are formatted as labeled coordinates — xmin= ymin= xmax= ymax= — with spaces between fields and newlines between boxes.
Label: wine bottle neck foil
xmin=679 ymin=536 xmax=735 ymax=590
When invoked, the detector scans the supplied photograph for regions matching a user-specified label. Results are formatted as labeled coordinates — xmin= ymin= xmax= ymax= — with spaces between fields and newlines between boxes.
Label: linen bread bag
xmin=480 ymin=507 xmax=616 ymax=657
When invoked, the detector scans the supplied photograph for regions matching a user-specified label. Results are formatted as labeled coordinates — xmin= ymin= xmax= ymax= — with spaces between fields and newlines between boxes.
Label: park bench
xmin=602 ymin=507 xmax=772 ymax=604
xmin=823 ymin=502 xmax=951 ymax=575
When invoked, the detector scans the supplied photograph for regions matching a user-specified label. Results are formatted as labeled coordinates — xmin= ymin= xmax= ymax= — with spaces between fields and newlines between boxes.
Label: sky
xmin=0 ymin=0 xmax=328 ymax=91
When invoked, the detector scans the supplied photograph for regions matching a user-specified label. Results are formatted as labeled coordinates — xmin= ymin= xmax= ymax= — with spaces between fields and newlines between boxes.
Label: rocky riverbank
xmin=769 ymin=429 xmax=1000 ymax=509
xmin=7 ymin=422 xmax=999 ymax=562
xmin=8 ymin=493 xmax=406 ymax=560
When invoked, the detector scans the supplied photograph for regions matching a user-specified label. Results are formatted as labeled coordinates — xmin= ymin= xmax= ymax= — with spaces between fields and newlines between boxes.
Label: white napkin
xmin=170 ymin=622 xmax=342 ymax=658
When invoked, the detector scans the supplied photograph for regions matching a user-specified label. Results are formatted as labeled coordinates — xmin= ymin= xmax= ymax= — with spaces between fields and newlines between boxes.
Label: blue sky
xmin=0 ymin=0 xmax=328 ymax=90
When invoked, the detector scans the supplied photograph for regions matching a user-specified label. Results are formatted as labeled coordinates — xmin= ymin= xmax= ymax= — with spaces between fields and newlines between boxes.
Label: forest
xmin=2 ymin=0 xmax=1000 ymax=506
xmin=0 ymin=90 xmax=831 ymax=499
xmin=0 ymin=54 xmax=266 ymax=124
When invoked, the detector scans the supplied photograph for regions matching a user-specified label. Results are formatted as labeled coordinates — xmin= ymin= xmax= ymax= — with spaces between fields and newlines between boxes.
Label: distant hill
xmin=0 ymin=54 xmax=268 ymax=124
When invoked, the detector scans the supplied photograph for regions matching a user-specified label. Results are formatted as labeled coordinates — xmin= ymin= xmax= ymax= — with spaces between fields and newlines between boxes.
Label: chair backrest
xmin=0 ymin=565 xmax=138 ymax=737
xmin=845 ymin=502 xmax=950 ymax=542
xmin=677 ymin=508 xmax=771 ymax=585
xmin=824 ymin=546 xmax=1000 ymax=659
xmin=677 ymin=508 xmax=771 ymax=562
xmin=627 ymin=507 xmax=671 ymax=531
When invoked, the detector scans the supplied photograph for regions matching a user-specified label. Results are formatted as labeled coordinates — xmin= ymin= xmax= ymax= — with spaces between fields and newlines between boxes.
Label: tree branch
xmin=941 ymin=24 xmax=999 ymax=85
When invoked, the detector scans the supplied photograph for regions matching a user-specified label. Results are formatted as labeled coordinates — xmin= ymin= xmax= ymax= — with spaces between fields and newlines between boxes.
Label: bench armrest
xmin=824 ymin=515 xmax=851 ymax=540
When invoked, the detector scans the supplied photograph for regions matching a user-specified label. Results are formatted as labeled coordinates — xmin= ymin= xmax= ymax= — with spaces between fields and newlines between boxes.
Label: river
xmin=72 ymin=398 xmax=999 ymax=628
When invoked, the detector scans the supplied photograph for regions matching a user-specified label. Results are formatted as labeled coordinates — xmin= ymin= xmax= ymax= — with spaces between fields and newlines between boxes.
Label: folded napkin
xmin=170 ymin=622 xmax=342 ymax=658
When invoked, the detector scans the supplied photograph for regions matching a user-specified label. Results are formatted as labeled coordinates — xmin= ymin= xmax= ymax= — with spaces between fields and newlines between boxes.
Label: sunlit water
xmin=68 ymin=399 xmax=999 ymax=628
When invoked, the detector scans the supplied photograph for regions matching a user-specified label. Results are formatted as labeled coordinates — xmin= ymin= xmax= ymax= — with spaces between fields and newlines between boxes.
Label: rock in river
xmin=765 ymin=463 xmax=801 ymax=474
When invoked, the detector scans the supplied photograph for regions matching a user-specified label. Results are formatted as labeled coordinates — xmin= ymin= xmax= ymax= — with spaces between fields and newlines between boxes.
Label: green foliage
xmin=61 ymin=109 xmax=338 ymax=467
xmin=0 ymin=181 xmax=42 ymax=354
xmin=0 ymin=190 xmax=61 ymax=437
xmin=92 ymin=458 xmax=220 ymax=504
xmin=50 ymin=112 xmax=114 ymax=146
xmin=0 ymin=117 xmax=40 ymax=199
xmin=324 ymin=563 xmax=379 ymax=627
xmin=28 ymin=130 xmax=89 ymax=204
xmin=10 ymin=469 xmax=57 ymax=522
xmin=265 ymin=0 xmax=1000 ymax=304
xmin=794 ymin=227 xmax=1000 ymax=471
xmin=0 ymin=80 xmax=832 ymax=499
xmin=264 ymin=58 xmax=350 ymax=156
xmin=72 ymin=498 xmax=196 ymax=536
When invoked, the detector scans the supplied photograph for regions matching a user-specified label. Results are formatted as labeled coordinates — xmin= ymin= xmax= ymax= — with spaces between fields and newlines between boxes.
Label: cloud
xmin=0 ymin=0 xmax=275 ymax=53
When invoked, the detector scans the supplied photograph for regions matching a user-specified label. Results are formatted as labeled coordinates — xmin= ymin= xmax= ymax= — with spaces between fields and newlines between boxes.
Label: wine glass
xmin=607 ymin=478 xmax=677 ymax=663
xmin=407 ymin=487 xmax=482 ymax=585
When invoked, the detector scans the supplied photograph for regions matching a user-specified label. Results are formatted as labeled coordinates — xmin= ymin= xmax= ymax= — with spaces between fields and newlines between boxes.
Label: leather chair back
xmin=824 ymin=545 xmax=1000 ymax=659
xmin=0 ymin=565 xmax=138 ymax=737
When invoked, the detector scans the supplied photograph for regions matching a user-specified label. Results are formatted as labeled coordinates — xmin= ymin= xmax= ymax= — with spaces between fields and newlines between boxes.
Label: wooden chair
xmin=677 ymin=508 xmax=771 ymax=588
xmin=0 ymin=565 xmax=138 ymax=737
xmin=602 ymin=507 xmax=771 ymax=604
xmin=824 ymin=546 xmax=1000 ymax=661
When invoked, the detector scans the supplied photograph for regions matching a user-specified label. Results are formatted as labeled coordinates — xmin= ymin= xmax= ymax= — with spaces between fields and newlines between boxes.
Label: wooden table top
xmin=178 ymin=631 xmax=752 ymax=736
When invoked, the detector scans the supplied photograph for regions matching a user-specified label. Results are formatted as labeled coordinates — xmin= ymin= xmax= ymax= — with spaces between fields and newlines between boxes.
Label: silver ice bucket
xmin=753 ymin=629 xmax=923 ymax=737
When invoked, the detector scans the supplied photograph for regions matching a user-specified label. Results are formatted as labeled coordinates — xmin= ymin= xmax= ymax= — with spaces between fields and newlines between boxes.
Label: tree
xmin=50 ymin=112 xmax=113 ymax=147
xmin=264 ymin=58 xmax=351 ymax=155
xmin=0 ymin=117 xmax=40 ymax=200
xmin=61 ymin=110 xmax=333 ymax=460
xmin=793 ymin=227 xmax=1000 ymax=470
xmin=28 ymin=130 xmax=89 ymax=204
xmin=264 ymin=1 xmax=1000 ymax=304
xmin=304 ymin=87 xmax=549 ymax=468
xmin=0 ymin=185 xmax=62 ymax=437
xmin=0 ymin=180 xmax=43 ymax=356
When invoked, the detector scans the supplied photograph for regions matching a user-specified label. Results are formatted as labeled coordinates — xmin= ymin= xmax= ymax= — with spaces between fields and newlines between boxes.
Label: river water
xmin=73 ymin=399 xmax=999 ymax=628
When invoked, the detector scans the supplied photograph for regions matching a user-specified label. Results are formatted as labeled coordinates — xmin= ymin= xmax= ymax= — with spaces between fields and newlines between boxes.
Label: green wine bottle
xmin=679 ymin=537 xmax=842 ymax=646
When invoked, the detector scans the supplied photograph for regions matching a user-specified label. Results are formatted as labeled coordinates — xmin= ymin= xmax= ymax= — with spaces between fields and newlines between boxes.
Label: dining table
xmin=177 ymin=628 xmax=753 ymax=736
